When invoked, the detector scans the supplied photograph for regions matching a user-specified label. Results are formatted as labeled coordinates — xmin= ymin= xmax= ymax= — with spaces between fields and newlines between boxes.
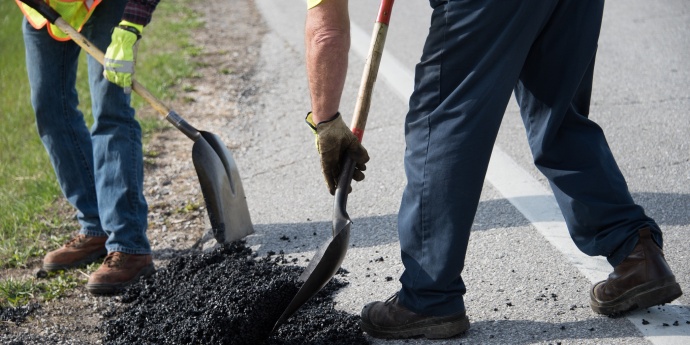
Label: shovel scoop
xmin=273 ymin=0 xmax=395 ymax=332
xmin=19 ymin=0 xmax=254 ymax=243
xmin=192 ymin=131 xmax=253 ymax=243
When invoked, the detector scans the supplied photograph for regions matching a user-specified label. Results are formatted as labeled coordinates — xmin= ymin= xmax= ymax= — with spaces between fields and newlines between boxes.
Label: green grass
xmin=0 ymin=0 xmax=203 ymax=306
xmin=0 ymin=277 xmax=37 ymax=308
xmin=0 ymin=268 xmax=91 ymax=308
xmin=0 ymin=2 xmax=63 ymax=271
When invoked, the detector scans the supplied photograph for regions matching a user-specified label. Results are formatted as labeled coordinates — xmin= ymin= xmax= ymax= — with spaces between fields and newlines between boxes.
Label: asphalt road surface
xmin=227 ymin=0 xmax=690 ymax=344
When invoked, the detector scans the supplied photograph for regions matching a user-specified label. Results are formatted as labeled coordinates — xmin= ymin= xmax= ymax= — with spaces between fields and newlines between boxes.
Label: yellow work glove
xmin=104 ymin=20 xmax=143 ymax=94
xmin=306 ymin=112 xmax=370 ymax=195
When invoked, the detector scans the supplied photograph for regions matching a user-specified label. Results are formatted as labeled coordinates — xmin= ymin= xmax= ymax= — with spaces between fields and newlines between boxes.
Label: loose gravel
xmin=0 ymin=304 xmax=40 ymax=325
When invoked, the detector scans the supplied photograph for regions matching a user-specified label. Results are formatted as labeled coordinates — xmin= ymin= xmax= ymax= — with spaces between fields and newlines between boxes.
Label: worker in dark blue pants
xmin=303 ymin=0 xmax=682 ymax=339
xmin=398 ymin=0 xmax=659 ymax=317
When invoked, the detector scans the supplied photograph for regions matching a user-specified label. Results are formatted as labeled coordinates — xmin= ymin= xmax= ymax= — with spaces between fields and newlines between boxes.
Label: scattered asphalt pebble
xmin=34 ymin=268 xmax=48 ymax=278
xmin=103 ymin=241 xmax=369 ymax=344
xmin=0 ymin=303 xmax=40 ymax=324
xmin=642 ymin=319 xmax=650 ymax=325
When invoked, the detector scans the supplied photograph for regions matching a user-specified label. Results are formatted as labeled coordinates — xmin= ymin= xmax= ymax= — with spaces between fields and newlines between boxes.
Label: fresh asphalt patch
xmin=102 ymin=241 xmax=368 ymax=345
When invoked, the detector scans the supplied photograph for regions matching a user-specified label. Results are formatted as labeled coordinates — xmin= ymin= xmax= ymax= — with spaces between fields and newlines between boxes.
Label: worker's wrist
xmin=310 ymin=111 xmax=340 ymax=125
xmin=306 ymin=111 xmax=341 ymax=134
xmin=117 ymin=20 xmax=144 ymax=37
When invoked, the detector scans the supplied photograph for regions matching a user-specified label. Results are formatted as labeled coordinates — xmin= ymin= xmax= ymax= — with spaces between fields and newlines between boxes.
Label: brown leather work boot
xmin=360 ymin=294 xmax=470 ymax=339
xmin=86 ymin=252 xmax=155 ymax=296
xmin=42 ymin=234 xmax=108 ymax=272
xmin=590 ymin=228 xmax=682 ymax=316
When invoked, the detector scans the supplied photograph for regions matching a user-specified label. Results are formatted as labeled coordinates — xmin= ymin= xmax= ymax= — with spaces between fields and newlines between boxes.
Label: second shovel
xmin=17 ymin=0 xmax=254 ymax=244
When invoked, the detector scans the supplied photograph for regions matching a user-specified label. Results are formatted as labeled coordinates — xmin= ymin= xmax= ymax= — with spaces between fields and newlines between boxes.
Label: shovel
xmin=273 ymin=0 xmax=395 ymax=331
xmin=19 ymin=0 xmax=254 ymax=244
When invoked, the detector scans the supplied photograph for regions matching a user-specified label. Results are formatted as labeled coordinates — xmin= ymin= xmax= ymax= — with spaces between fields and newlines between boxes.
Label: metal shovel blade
xmin=272 ymin=158 xmax=356 ymax=331
xmin=192 ymin=131 xmax=254 ymax=243
xmin=273 ymin=221 xmax=350 ymax=330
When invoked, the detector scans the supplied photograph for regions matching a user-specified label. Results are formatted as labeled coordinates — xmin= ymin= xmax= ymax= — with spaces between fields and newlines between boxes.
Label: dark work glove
xmin=306 ymin=112 xmax=369 ymax=195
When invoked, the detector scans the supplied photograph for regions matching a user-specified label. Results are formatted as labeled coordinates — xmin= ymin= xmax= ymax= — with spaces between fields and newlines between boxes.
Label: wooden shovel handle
xmin=334 ymin=0 xmax=395 ymax=234
xmin=350 ymin=0 xmax=395 ymax=141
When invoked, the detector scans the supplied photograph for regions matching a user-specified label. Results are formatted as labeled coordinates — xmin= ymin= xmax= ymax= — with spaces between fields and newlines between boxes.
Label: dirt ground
xmin=1 ymin=0 xmax=266 ymax=343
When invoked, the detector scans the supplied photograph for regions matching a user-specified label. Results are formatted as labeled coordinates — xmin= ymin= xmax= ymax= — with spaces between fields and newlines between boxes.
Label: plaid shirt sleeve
xmin=122 ymin=0 xmax=161 ymax=26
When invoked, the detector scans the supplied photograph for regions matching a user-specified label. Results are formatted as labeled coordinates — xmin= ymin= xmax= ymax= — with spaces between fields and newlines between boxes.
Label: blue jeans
xmin=23 ymin=0 xmax=151 ymax=254
xmin=397 ymin=0 xmax=659 ymax=316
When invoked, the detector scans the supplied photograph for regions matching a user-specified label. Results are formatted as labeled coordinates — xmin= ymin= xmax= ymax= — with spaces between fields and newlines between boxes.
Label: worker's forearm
xmin=305 ymin=0 xmax=350 ymax=124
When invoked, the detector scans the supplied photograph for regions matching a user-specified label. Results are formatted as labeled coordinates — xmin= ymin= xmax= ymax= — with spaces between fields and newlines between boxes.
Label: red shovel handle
xmin=377 ymin=0 xmax=395 ymax=25
xmin=350 ymin=0 xmax=395 ymax=142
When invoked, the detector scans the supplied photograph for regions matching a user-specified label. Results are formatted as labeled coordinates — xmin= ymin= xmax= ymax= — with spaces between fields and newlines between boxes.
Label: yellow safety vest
xmin=16 ymin=0 xmax=102 ymax=41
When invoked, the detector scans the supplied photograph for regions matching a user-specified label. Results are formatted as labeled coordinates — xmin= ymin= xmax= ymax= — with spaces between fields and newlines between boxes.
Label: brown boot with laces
xmin=360 ymin=293 xmax=470 ymax=339
xmin=86 ymin=251 xmax=155 ymax=295
xmin=590 ymin=227 xmax=682 ymax=315
xmin=42 ymin=234 xmax=108 ymax=272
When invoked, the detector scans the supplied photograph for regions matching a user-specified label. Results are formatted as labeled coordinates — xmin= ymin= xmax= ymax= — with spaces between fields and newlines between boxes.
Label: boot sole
xmin=361 ymin=313 xmax=470 ymax=339
xmin=86 ymin=263 xmax=156 ymax=296
xmin=42 ymin=249 xmax=108 ymax=272
xmin=590 ymin=276 xmax=683 ymax=316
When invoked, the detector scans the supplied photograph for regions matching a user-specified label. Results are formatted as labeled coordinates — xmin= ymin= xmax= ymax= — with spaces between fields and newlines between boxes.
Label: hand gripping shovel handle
xmin=333 ymin=0 xmax=394 ymax=220
xmin=271 ymin=0 xmax=396 ymax=333
xmin=18 ymin=0 xmax=201 ymax=141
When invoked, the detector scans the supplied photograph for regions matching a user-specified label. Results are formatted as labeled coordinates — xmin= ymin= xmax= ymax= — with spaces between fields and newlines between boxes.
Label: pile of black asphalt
xmin=103 ymin=241 xmax=369 ymax=345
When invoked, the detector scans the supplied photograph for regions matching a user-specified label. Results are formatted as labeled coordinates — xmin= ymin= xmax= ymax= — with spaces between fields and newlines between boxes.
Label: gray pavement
xmin=224 ymin=0 xmax=689 ymax=343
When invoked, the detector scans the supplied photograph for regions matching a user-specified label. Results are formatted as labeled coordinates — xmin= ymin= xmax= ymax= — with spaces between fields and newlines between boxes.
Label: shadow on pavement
xmin=245 ymin=192 xmax=690 ymax=257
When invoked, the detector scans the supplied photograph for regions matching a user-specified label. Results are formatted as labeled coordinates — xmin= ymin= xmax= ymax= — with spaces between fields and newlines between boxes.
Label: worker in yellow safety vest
xmin=17 ymin=0 xmax=160 ymax=296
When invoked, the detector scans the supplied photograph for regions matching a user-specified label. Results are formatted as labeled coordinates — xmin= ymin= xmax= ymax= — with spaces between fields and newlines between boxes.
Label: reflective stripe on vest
xmin=16 ymin=0 xmax=102 ymax=41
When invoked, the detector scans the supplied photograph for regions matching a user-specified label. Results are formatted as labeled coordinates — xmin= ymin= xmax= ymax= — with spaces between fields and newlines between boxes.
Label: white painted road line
xmin=350 ymin=23 xmax=414 ymax=106
xmin=346 ymin=12 xmax=690 ymax=345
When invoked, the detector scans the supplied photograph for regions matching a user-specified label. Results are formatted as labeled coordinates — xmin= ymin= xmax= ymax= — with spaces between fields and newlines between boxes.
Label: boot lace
xmin=103 ymin=252 xmax=126 ymax=268
xmin=384 ymin=292 xmax=399 ymax=305
xmin=64 ymin=234 xmax=88 ymax=247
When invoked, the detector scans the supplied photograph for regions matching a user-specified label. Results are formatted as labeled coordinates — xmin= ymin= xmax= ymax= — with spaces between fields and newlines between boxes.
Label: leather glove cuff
xmin=306 ymin=111 xmax=342 ymax=153
xmin=305 ymin=111 xmax=340 ymax=133
xmin=305 ymin=112 xmax=318 ymax=133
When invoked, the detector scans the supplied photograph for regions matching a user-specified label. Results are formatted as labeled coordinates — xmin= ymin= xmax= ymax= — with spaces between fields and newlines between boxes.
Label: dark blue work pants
xmin=397 ymin=0 xmax=660 ymax=316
